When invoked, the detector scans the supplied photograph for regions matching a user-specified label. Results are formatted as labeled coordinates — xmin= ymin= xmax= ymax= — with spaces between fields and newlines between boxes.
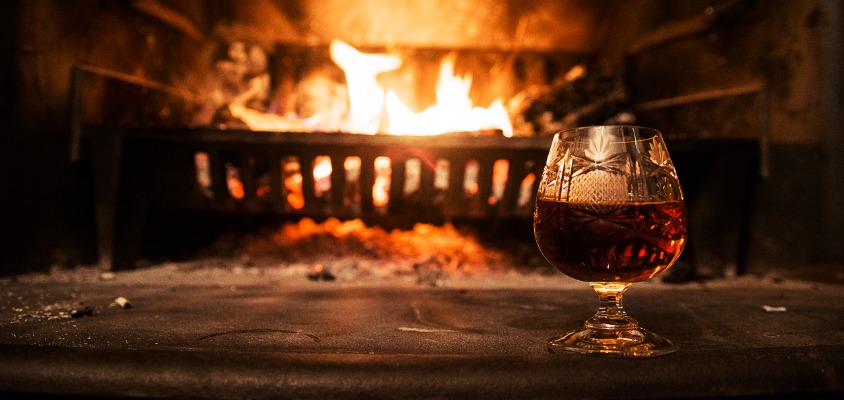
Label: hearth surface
xmin=0 ymin=264 xmax=842 ymax=399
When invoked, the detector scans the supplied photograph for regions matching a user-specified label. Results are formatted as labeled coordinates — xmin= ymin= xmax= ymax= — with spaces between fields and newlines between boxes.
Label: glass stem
xmin=586 ymin=282 xmax=638 ymax=330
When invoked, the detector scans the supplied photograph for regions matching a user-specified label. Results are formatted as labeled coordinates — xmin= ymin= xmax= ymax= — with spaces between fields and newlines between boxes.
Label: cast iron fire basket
xmin=86 ymin=125 xmax=552 ymax=269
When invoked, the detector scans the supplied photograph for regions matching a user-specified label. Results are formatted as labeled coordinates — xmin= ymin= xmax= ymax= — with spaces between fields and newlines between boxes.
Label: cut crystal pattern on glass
xmin=648 ymin=139 xmax=670 ymax=167
xmin=584 ymin=130 xmax=620 ymax=162
xmin=534 ymin=125 xmax=688 ymax=358
xmin=569 ymin=169 xmax=628 ymax=204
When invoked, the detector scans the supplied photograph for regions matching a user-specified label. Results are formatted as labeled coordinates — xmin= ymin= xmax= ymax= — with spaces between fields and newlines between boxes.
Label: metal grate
xmin=86 ymin=125 xmax=552 ymax=268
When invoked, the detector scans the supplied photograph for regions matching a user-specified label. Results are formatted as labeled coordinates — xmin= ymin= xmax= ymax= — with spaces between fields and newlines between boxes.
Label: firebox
xmin=2 ymin=1 xmax=844 ymax=399
xmin=57 ymin=0 xmax=779 ymax=277
xmin=2 ymin=0 xmax=841 ymax=279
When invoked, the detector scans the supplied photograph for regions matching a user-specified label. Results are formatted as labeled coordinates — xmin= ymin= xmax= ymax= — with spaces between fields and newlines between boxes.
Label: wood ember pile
xmin=208 ymin=217 xmax=550 ymax=285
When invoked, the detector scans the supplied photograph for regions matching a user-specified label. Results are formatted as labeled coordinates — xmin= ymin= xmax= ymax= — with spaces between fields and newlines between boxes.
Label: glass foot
xmin=547 ymin=326 xmax=677 ymax=358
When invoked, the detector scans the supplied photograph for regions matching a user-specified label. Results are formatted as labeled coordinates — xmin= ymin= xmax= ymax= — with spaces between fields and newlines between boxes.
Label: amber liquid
xmin=534 ymin=199 xmax=688 ymax=283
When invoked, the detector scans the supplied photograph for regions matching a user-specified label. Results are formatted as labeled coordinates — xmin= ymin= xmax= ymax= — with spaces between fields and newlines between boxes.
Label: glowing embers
xmin=372 ymin=156 xmax=392 ymax=211
xmin=312 ymin=155 xmax=333 ymax=200
xmin=489 ymin=159 xmax=509 ymax=205
xmin=282 ymin=156 xmax=305 ymax=210
xmin=224 ymin=163 xmax=245 ymax=200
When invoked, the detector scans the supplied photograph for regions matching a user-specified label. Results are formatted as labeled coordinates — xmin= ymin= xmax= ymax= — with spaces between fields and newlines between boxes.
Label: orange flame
xmin=384 ymin=55 xmax=513 ymax=137
xmin=225 ymin=163 xmax=245 ymax=199
xmin=229 ymin=40 xmax=514 ymax=136
xmin=282 ymin=157 xmax=305 ymax=210
xmin=373 ymin=156 xmax=391 ymax=207
xmin=328 ymin=40 xmax=512 ymax=136
xmin=329 ymin=40 xmax=402 ymax=134
xmin=313 ymin=156 xmax=333 ymax=197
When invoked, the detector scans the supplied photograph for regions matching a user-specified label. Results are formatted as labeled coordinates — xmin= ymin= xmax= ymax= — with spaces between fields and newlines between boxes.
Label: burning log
xmin=198 ymin=40 xmax=513 ymax=136
xmin=512 ymin=61 xmax=634 ymax=135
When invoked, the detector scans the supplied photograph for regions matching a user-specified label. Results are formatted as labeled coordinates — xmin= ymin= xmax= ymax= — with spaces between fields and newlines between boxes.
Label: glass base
xmin=547 ymin=326 xmax=677 ymax=358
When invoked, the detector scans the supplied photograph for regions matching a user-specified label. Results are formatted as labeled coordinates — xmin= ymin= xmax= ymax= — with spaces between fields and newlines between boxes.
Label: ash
xmin=197 ymin=217 xmax=552 ymax=285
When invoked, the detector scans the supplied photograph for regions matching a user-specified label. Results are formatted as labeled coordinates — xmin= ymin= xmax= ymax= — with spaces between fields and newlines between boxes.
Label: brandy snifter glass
xmin=534 ymin=125 xmax=688 ymax=357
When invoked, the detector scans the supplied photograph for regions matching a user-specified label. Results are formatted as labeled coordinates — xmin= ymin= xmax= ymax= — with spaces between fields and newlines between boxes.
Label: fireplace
xmin=2 ymin=1 xmax=842 ymax=278
xmin=34 ymin=0 xmax=797 ymax=277
xmin=1 ymin=1 xmax=843 ymax=398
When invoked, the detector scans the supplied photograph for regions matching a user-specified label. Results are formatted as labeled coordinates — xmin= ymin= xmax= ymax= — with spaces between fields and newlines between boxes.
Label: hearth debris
xmin=762 ymin=305 xmax=787 ymax=313
xmin=306 ymin=264 xmax=336 ymax=282
xmin=112 ymin=296 xmax=132 ymax=309
xmin=397 ymin=327 xmax=458 ymax=333
xmin=6 ymin=299 xmax=92 ymax=322
xmin=3 ymin=287 xmax=136 ymax=323
xmin=70 ymin=305 xmax=94 ymax=318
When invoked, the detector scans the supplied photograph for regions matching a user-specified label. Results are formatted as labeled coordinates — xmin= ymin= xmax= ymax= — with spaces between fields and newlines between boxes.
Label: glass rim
xmin=555 ymin=125 xmax=663 ymax=143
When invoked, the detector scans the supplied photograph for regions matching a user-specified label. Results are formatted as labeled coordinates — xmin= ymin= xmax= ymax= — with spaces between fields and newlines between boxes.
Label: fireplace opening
xmin=3 ymin=0 xmax=843 ymax=284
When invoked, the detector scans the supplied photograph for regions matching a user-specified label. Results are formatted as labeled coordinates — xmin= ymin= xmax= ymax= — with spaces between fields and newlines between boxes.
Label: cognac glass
xmin=534 ymin=125 xmax=688 ymax=357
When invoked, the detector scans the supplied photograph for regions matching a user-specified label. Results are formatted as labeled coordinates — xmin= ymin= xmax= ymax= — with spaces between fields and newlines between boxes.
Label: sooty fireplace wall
xmin=1 ymin=0 xmax=842 ymax=280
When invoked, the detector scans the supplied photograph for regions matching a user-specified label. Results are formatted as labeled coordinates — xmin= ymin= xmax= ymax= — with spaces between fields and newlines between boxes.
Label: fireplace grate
xmin=86 ymin=125 xmax=552 ymax=268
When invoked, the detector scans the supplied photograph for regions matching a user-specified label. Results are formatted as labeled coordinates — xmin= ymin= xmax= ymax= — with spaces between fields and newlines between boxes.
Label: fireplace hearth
xmin=1 ymin=266 xmax=842 ymax=399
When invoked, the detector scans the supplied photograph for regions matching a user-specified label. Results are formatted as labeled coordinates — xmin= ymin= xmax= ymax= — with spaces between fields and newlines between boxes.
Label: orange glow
xmin=373 ymin=156 xmax=391 ymax=207
xmin=228 ymin=39 xmax=513 ymax=136
xmin=227 ymin=178 xmax=245 ymax=199
xmin=313 ymin=156 xmax=333 ymax=197
xmin=330 ymin=40 xmax=402 ymax=134
xmin=464 ymin=160 xmax=480 ymax=195
xmin=282 ymin=157 xmax=305 ymax=210
xmin=488 ymin=159 xmax=509 ymax=205
xmin=229 ymin=40 xmax=514 ymax=136
xmin=385 ymin=55 xmax=513 ymax=137
xmin=517 ymin=172 xmax=536 ymax=207
xmin=313 ymin=156 xmax=333 ymax=180
xmin=344 ymin=156 xmax=362 ymax=176
xmin=225 ymin=163 xmax=245 ymax=200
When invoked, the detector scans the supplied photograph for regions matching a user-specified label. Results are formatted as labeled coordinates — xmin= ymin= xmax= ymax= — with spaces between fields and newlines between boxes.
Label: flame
xmin=464 ymin=160 xmax=480 ymax=195
xmin=372 ymin=156 xmax=391 ymax=207
xmin=344 ymin=156 xmax=361 ymax=177
xmin=313 ymin=156 xmax=333 ymax=197
xmin=326 ymin=40 xmax=511 ymax=136
xmin=282 ymin=157 xmax=305 ymax=210
xmin=227 ymin=178 xmax=245 ymax=200
xmin=227 ymin=40 xmax=514 ymax=136
xmin=225 ymin=163 xmax=245 ymax=199
xmin=330 ymin=40 xmax=402 ymax=134
xmin=313 ymin=156 xmax=333 ymax=180
xmin=488 ymin=159 xmax=509 ymax=204
xmin=385 ymin=56 xmax=513 ymax=137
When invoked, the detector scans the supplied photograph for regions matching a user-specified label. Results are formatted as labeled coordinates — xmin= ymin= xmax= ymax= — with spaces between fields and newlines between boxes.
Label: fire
xmin=384 ymin=55 xmax=513 ymax=137
xmin=225 ymin=163 xmax=245 ymax=200
xmin=488 ymin=159 xmax=509 ymax=205
xmin=282 ymin=157 xmax=305 ymax=210
xmin=329 ymin=40 xmax=402 ymax=134
xmin=372 ymin=156 xmax=391 ymax=207
xmin=230 ymin=40 xmax=512 ymax=137
xmin=329 ymin=40 xmax=513 ymax=136
xmin=312 ymin=156 xmax=333 ymax=197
